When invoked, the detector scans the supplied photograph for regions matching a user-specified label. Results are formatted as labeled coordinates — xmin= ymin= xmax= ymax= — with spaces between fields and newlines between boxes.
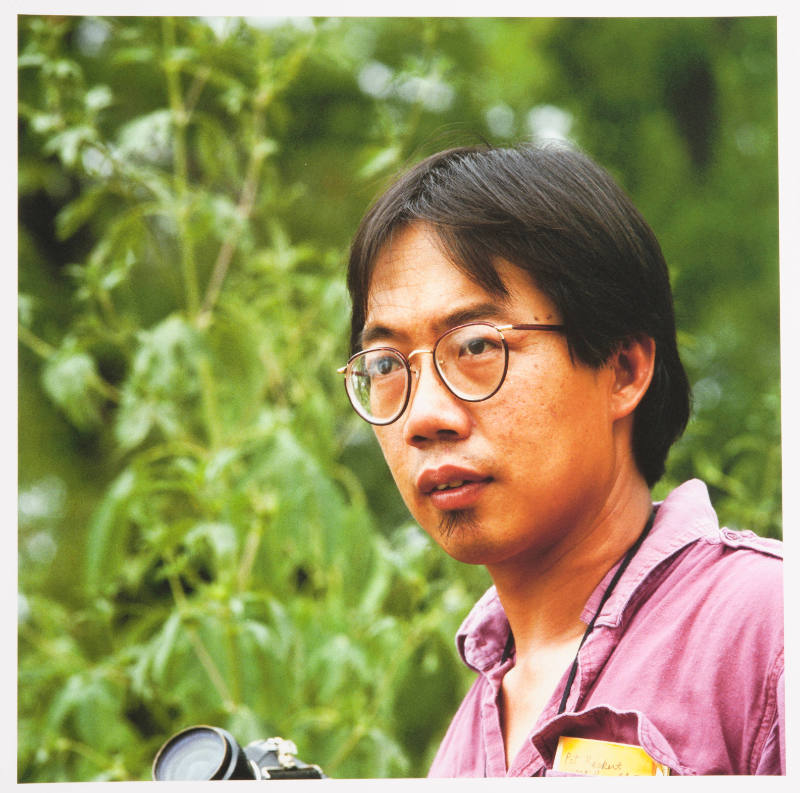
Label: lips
xmin=417 ymin=466 xmax=493 ymax=511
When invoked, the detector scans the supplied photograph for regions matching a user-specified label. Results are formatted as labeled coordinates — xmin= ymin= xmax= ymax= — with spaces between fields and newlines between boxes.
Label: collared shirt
xmin=428 ymin=479 xmax=784 ymax=776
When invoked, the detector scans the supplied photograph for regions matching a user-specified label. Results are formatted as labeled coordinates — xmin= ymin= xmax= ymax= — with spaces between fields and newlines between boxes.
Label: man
xmin=338 ymin=145 xmax=784 ymax=776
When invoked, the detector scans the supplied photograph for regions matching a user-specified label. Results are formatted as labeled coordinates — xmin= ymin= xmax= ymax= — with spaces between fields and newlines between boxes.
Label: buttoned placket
xmin=479 ymin=644 xmax=593 ymax=776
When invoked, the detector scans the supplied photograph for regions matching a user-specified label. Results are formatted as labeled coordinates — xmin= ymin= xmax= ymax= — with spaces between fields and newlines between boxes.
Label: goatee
xmin=439 ymin=508 xmax=479 ymax=538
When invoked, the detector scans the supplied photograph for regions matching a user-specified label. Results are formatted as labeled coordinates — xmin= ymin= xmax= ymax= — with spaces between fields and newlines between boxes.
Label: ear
xmin=609 ymin=335 xmax=656 ymax=421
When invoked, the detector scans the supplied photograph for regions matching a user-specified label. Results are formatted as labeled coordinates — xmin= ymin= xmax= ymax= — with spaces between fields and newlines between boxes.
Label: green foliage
xmin=18 ymin=16 xmax=779 ymax=782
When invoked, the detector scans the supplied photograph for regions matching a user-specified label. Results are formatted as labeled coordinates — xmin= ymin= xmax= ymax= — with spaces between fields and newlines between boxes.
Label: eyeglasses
xmin=337 ymin=321 xmax=565 ymax=425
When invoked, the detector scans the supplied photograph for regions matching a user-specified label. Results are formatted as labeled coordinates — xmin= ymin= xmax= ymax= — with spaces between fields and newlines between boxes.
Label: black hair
xmin=347 ymin=144 xmax=691 ymax=486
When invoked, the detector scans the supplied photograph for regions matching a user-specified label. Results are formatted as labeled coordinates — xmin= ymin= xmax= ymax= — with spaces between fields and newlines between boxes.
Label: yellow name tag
xmin=553 ymin=736 xmax=671 ymax=776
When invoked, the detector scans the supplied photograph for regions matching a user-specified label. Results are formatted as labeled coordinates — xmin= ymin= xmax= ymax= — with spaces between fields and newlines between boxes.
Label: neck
xmin=486 ymin=472 xmax=653 ymax=660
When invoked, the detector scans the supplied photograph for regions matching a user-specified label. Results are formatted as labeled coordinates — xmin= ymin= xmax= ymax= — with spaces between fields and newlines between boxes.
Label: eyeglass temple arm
xmin=495 ymin=323 xmax=565 ymax=332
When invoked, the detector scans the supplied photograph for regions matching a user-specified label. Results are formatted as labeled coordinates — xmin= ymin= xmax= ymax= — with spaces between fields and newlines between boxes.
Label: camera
xmin=152 ymin=725 xmax=326 ymax=780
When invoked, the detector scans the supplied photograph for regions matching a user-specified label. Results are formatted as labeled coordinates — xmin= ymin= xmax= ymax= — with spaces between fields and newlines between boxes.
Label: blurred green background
xmin=18 ymin=16 xmax=779 ymax=781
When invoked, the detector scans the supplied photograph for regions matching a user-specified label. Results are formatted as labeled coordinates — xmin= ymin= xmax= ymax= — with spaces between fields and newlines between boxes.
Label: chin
xmin=436 ymin=508 xmax=479 ymax=537
xmin=427 ymin=510 xmax=510 ymax=566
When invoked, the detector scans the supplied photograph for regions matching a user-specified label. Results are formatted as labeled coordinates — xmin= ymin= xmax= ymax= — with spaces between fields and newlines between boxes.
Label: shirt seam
xmin=594 ymin=534 xmax=780 ymax=631
xmin=748 ymin=646 xmax=784 ymax=773
xmin=592 ymin=541 xmax=696 ymax=631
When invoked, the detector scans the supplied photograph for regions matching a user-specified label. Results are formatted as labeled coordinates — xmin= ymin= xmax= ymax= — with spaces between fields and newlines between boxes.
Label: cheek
xmin=500 ymin=370 xmax=564 ymax=432
xmin=373 ymin=429 xmax=411 ymax=487
xmin=373 ymin=427 xmax=396 ymax=465
xmin=498 ymin=370 xmax=608 ymax=458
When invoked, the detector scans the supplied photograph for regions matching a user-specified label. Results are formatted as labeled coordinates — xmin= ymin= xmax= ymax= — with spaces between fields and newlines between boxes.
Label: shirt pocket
xmin=532 ymin=705 xmax=694 ymax=776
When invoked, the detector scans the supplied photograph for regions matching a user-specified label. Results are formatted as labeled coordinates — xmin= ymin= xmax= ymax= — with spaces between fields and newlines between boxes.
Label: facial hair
xmin=439 ymin=508 xmax=479 ymax=538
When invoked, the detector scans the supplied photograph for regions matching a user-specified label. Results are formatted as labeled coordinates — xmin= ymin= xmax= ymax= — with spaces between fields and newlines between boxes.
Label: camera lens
xmin=152 ymin=726 xmax=254 ymax=780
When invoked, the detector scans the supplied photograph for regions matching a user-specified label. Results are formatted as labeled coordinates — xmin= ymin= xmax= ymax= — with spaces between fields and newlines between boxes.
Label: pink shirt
xmin=428 ymin=479 xmax=784 ymax=776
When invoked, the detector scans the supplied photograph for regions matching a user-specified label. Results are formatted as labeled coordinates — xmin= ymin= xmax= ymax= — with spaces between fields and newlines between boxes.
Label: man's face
xmin=363 ymin=223 xmax=624 ymax=570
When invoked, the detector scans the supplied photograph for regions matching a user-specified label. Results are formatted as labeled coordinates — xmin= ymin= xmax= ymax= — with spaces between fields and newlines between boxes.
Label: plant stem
xmin=161 ymin=18 xmax=225 ymax=452
xmin=18 ymin=324 xmax=55 ymax=359
xmin=55 ymin=737 xmax=122 ymax=775
xmin=237 ymin=524 xmax=263 ymax=592
xmin=197 ymin=354 xmax=222 ymax=450
xmin=198 ymin=97 xmax=271 ymax=325
xmin=165 ymin=565 xmax=235 ymax=711
xmin=186 ymin=625 xmax=236 ymax=712
xmin=162 ymin=17 xmax=199 ymax=318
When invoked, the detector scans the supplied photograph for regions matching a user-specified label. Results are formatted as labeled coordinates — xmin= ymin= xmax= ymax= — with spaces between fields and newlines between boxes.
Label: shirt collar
xmin=581 ymin=479 xmax=718 ymax=628
xmin=455 ymin=479 xmax=719 ymax=673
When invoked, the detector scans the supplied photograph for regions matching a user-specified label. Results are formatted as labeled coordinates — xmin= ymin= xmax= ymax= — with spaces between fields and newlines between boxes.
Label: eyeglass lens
xmin=345 ymin=323 xmax=508 ymax=424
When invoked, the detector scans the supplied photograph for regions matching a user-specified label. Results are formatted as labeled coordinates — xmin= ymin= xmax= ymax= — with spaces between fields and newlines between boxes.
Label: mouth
xmin=418 ymin=466 xmax=491 ymax=494
xmin=433 ymin=479 xmax=470 ymax=492
xmin=417 ymin=466 xmax=493 ymax=511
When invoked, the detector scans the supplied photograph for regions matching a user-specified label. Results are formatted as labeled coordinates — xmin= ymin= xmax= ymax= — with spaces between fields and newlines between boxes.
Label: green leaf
xmin=186 ymin=521 xmax=238 ymax=567
xmin=116 ymin=110 xmax=173 ymax=165
xmin=85 ymin=85 xmax=113 ymax=113
xmin=85 ymin=469 xmax=137 ymax=594
xmin=45 ymin=673 xmax=87 ymax=733
xmin=114 ymin=315 xmax=203 ymax=450
xmin=114 ymin=397 xmax=156 ymax=450
xmin=55 ymin=184 xmax=107 ymax=240
xmin=18 ymin=52 xmax=46 ymax=69
xmin=358 ymin=146 xmax=401 ymax=179
xmin=29 ymin=113 xmax=62 ymax=135
xmin=43 ymin=125 xmax=98 ymax=168
xmin=41 ymin=347 xmax=104 ymax=431
xmin=152 ymin=612 xmax=183 ymax=682
xmin=18 ymin=293 xmax=35 ymax=327
xmin=74 ymin=674 xmax=134 ymax=750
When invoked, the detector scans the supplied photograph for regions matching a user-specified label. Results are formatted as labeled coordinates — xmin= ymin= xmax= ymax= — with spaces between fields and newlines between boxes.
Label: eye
xmin=459 ymin=335 xmax=501 ymax=357
xmin=367 ymin=354 xmax=403 ymax=377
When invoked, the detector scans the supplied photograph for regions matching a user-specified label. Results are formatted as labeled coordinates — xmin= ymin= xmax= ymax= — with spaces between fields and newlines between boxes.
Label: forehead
xmin=364 ymin=224 xmax=557 ymax=340
xmin=367 ymin=226 xmax=465 ymax=311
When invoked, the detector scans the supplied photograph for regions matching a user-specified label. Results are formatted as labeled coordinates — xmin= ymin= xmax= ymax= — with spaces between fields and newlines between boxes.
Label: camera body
xmin=152 ymin=725 xmax=325 ymax=780
xmin=240 ymin=736 xmax=326 ymax=780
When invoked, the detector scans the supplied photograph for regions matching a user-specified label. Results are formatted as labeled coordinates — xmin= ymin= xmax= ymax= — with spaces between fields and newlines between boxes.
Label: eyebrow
xmin=358 ymin=301 xmax=509 ymax=349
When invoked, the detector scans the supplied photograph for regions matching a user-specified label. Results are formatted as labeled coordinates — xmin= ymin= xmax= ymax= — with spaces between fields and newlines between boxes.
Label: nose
xmin=402 ymin=352 xmax=472 ymax=446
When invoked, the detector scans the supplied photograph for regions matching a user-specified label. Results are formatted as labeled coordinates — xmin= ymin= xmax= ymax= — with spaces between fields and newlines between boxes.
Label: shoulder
xmin=641 ymin=478 xmax=783 ymax=624
xmin=620 ymin=513 xmax=784 ymax=682
xmin=687 ymin=526 xmax=783 ymax=608
xmin=635 ymin=524 xmax=784 ymax=698
xmin=645 ymin=524 xmax=783 ymax=632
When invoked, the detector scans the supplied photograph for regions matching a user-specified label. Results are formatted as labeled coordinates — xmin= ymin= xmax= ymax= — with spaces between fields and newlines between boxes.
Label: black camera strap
xmin=499 ymin=508 xmax=657 ymax=714
xmin=556 ymin=508 xmax=656 ymax=714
